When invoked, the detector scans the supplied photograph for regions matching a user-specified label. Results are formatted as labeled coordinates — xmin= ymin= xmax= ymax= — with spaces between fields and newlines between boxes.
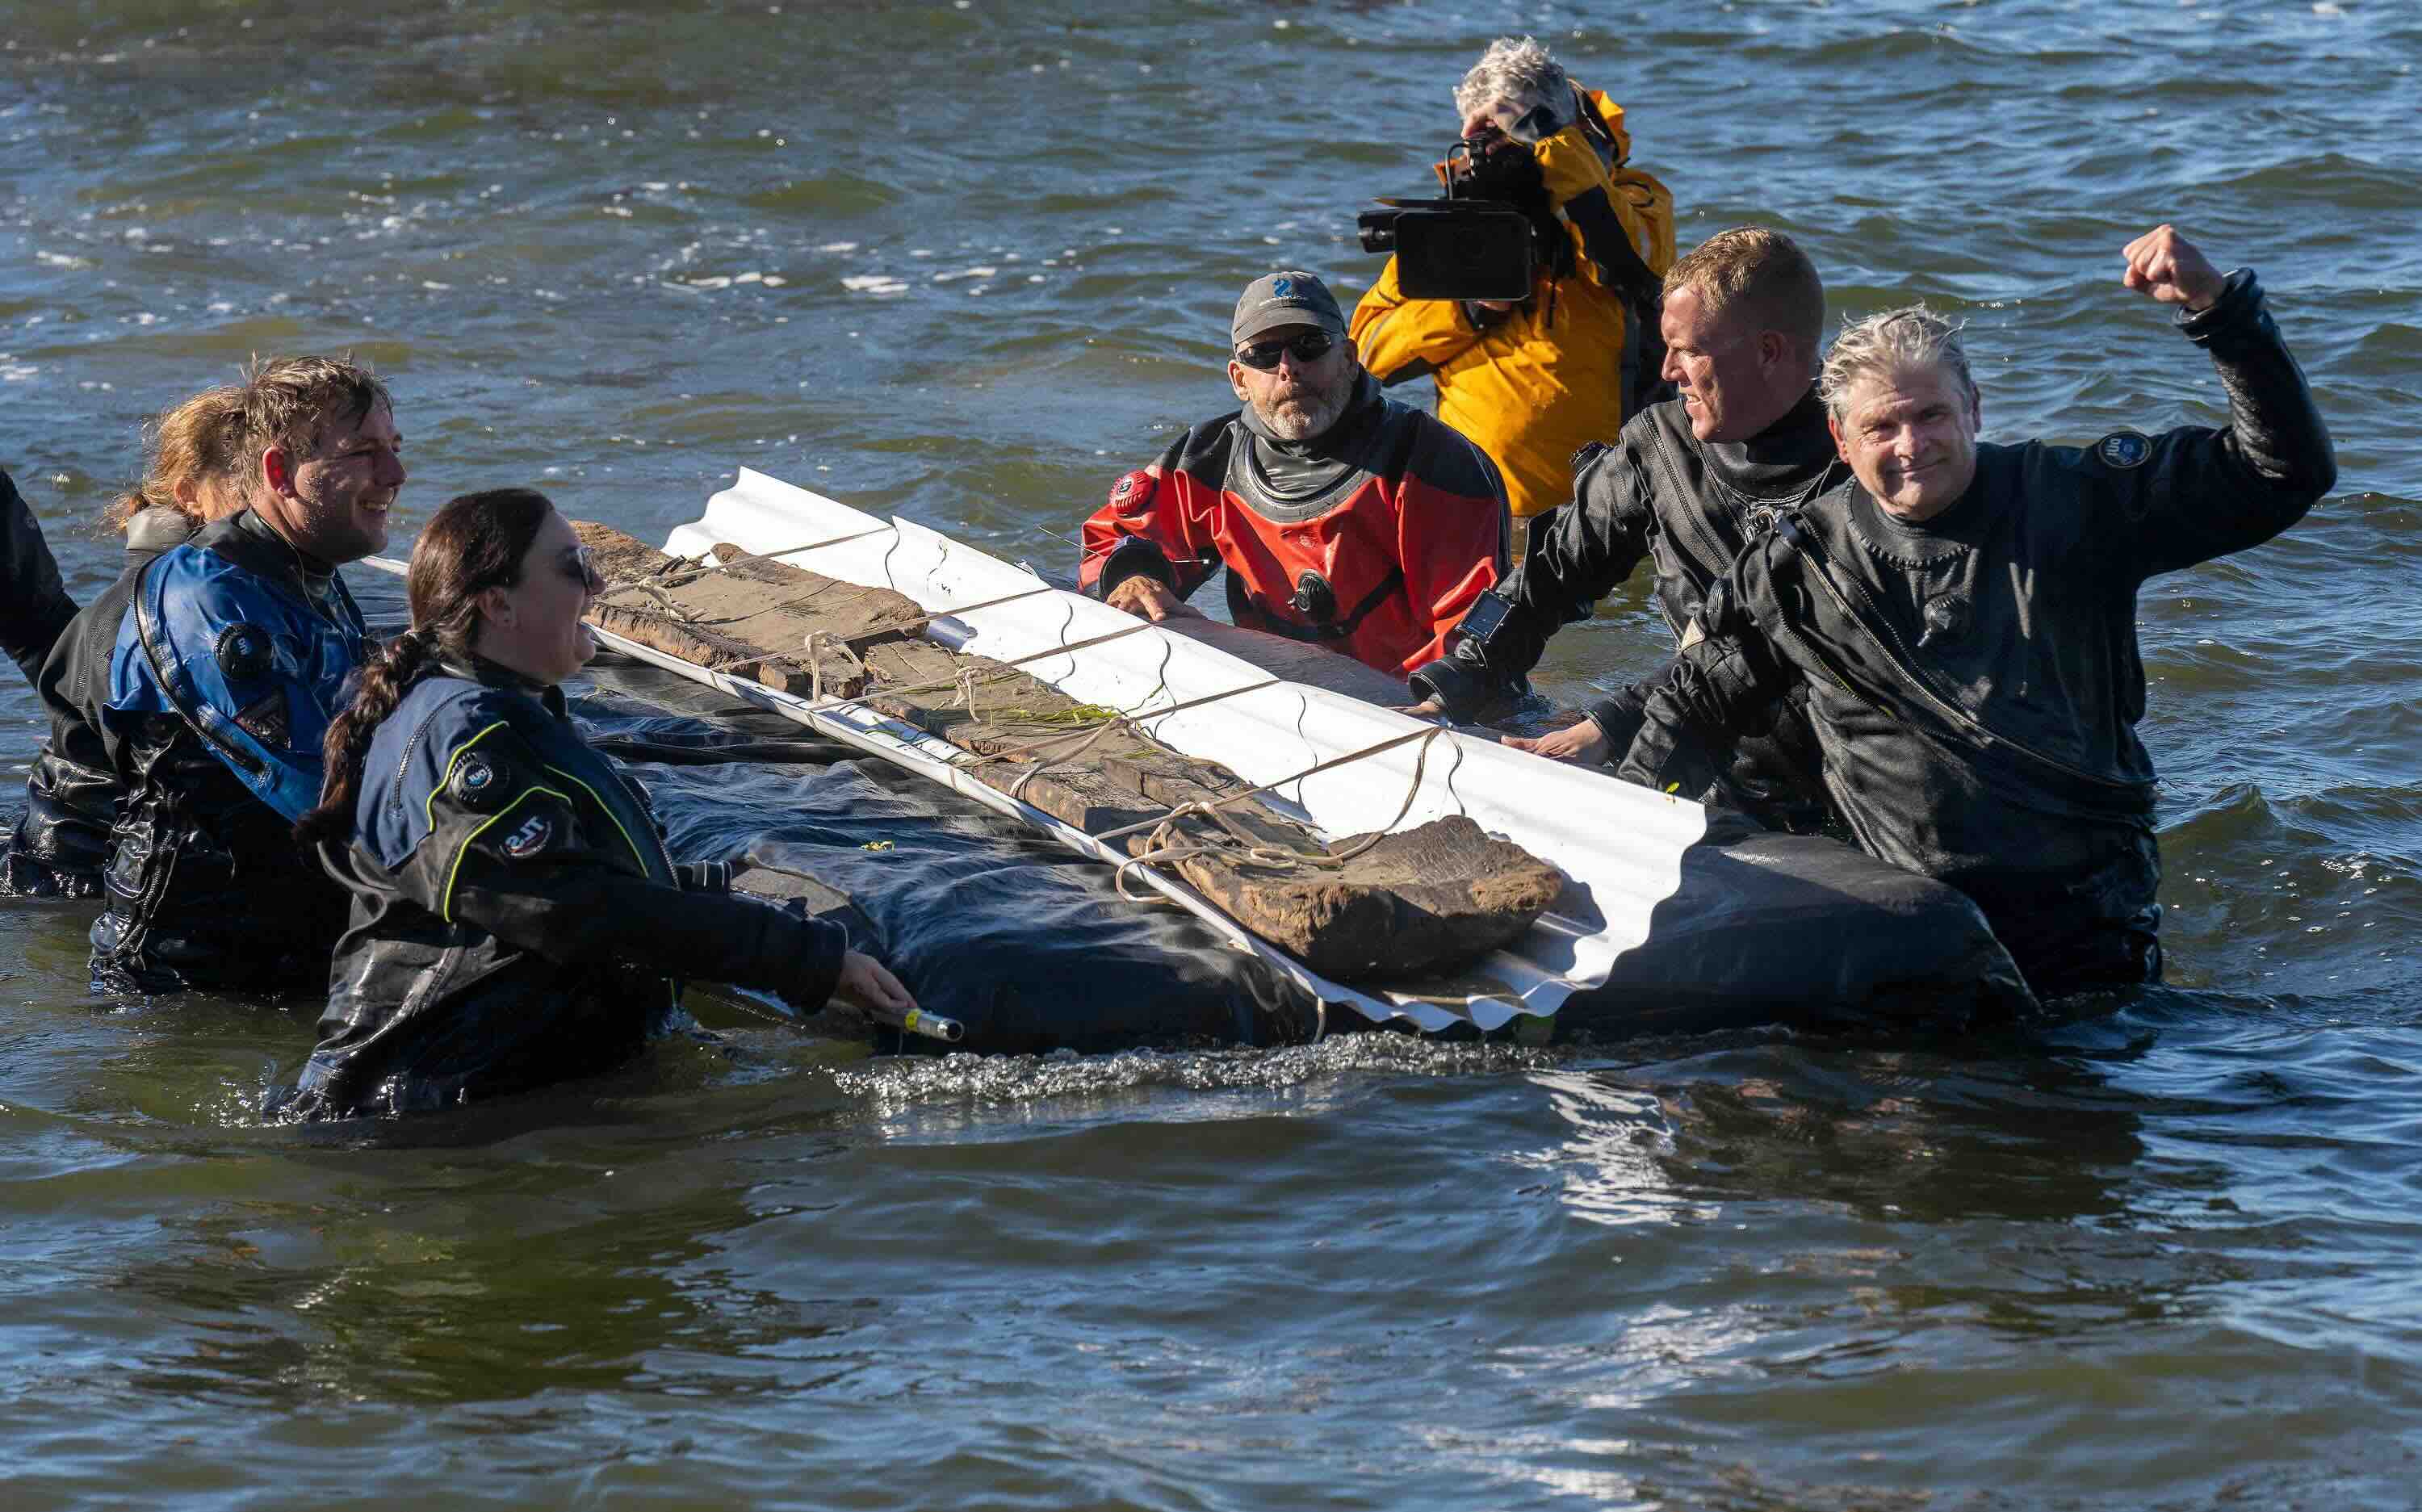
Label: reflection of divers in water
xmin=1543 ymin=1024 xmax=2162 ymax=1231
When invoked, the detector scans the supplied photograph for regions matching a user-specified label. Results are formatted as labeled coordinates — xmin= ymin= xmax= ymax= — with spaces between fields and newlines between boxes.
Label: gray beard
xmin=1253 ymin=376 xmax=1351 ymax=442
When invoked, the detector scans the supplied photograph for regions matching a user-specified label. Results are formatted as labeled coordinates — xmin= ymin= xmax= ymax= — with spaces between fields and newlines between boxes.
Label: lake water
xmin=4 ymin=2 xmax=2420 ymax=1506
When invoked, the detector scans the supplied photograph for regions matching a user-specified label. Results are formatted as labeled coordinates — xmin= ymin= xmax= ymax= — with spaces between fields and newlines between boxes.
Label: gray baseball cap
xmin=1231 ymin=271 xmax=1347 ymax=347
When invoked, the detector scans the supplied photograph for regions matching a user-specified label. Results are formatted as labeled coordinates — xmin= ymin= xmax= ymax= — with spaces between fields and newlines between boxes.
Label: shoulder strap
xmin=129 ymin=553 xmax=268 ymax=781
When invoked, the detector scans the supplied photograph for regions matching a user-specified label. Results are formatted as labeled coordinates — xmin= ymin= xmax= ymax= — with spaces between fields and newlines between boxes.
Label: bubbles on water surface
xmin=830 ymin=1033 xmax=1564 ymax=1114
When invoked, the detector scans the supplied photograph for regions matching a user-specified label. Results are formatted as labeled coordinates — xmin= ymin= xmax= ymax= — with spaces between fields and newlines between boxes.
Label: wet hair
xmin=1662 ymin=227 xmax=1827 ymax=375
xmin=1818 ymin=303 xmax=1978 ymax=420
xmin=1452 ymin=36 xmax=1576 ymax=140
xmin=295 ymin=488 xmax=555 ymax=848
xmin=101 ymin=384 xmax=250 ymax=532
xmin=237 ymin=352 xmax=393 ymax=467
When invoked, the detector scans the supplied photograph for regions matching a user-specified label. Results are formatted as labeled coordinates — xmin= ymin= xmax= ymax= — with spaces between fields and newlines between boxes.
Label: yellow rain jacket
xmin=1351 ymin=89 xmax=1676 ymax=528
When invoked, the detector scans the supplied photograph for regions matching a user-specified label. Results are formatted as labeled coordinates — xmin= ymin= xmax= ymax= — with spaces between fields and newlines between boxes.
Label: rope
xmin=1108 ymin=724 xmax=1452 ymax=903
xmin=957 ymin=677 xmax=1283 ymax=800
xmin=798 ymin=619 xmax=1164 ymax=721
xmin=804 ymin=630 xmax=870 ymax=705
xmin=592 ymin=578 xmax=705 ymax=622
xmin=753 ymin=524 xmax=897 ymax=563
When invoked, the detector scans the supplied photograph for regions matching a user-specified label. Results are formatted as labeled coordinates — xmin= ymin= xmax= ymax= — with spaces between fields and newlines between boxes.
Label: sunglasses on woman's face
xmin=559 ymin=544 xmax=606 ymax=592
xmin=1234 ymin=331 xmax=1336 ymax=371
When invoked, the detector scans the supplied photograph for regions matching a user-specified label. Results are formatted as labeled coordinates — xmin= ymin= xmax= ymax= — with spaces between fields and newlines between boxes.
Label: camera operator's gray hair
xmin=1453 ymin=36 xmax=1576 ymax=140
xmin=1818 ymin=304 xmax=1979 ymax=419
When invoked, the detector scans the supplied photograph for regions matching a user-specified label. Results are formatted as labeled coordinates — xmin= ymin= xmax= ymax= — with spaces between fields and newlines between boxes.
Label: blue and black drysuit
xmin=92 ymin=510 xmax=371 ymax=992
xmin=280 ymin=659 xmax=849 ymax=1119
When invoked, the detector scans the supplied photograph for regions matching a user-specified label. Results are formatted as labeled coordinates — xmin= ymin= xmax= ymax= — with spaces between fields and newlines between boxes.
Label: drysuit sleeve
xmin=2 ymin=468 xmax=77 ymax=688
xmin=1348 ymin=256 xmax=1488 ymax=385
xmin=399 ymin=725 xmax=849 ymax=1011
xmin=1615 ymin=538 xmax=1797 ymax=802
xmin=104 ymin=551 xmax=355 ymax=823
xmin=1395 ymin=442 xmax=1512 ymax=675
xmin=1534 ymin=123 xmax=1670 ymax=300
xmin=2089 ymin=269 xmax=2337 ymax=583
xmin=1408 ymin=433 xmax=1657 ymax=719
xmin=1078 ymin=434 xmax=1224 ymax=605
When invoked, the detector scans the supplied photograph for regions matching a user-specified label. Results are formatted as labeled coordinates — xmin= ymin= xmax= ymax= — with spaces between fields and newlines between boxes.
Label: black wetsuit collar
xmin=438 ymin=652 xmax=568 ymax=714
xmin=1706 ymin=387 xmax=1839 ymax=499
xmin=232 ymin=507 xmax=337 ymax=579
xmin=1846 ymin=457 xmax=1993 ymax=547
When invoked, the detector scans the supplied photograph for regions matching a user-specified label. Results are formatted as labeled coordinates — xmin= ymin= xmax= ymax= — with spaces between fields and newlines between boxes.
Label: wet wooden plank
xmin=575 ymin=522 xmax=924 ymax=697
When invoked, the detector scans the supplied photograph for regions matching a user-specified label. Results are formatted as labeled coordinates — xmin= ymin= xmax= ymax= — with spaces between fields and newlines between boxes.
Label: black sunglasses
xmin=1234 ymin=330 xmax=1337 ymax=371
xmin=559 ymin=544 xmax=606 ymax=591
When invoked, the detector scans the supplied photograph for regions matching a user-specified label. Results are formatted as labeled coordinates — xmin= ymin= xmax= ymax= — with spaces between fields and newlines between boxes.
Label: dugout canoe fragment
xmin=570 ymin=521 xmax=1565 ymax=980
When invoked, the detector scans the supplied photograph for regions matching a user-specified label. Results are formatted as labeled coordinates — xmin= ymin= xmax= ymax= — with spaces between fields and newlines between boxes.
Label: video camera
xmin=1356 ymin=134 xmax=1566 ymax=303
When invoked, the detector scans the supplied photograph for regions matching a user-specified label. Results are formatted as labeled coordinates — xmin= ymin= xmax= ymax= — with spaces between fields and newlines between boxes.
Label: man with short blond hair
xmin=1415 ymin=224 xmax=1841 ymax=833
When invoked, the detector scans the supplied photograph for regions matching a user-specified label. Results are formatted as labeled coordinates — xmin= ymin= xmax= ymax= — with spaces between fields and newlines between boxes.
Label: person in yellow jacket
xmin=1350 ymin=37 xmax=1677 ymax=551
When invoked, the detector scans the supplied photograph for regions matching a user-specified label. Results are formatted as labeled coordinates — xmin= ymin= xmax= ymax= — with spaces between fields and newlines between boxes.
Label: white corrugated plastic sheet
xmin=639 ymin=467 xmax=1707 ymax=1033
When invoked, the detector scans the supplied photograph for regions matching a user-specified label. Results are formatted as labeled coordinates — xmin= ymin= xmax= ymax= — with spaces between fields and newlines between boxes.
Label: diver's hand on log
xmin=2122 ymin=225 xmax=2224 ymax=312
xmin=1104 ymin=575 xmax=1201 ymax=622
xmin=833 ymin=950 xmax=916 ymax=1016
xmin=1502 ymin=714 xmax=1611 ymax=766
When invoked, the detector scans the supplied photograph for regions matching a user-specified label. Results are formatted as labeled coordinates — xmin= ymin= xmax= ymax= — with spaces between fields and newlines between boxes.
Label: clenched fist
xmin=2121 ymin=224 xmax=2225 ymax=312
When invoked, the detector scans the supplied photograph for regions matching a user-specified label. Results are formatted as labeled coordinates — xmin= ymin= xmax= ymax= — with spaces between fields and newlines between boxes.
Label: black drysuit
xmin=1408 ymin=388 xmax=1844 ymax=831
xmin=2 ymin=467 xmax=77 ymax=689
xmin=5 ymin=509 xmax=196 ymax=898
xmin=1616 ymin=270 xmax=2336 ymax=995
xmin=281 ymin=660 xmax=849 ymax=1119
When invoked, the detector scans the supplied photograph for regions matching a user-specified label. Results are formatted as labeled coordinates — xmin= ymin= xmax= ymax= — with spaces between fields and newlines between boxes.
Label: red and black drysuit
xmin=1078 ymin=373 xmax=1510 ymax=679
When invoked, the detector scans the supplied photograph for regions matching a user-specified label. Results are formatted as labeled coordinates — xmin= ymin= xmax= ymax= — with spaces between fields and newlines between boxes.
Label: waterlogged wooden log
xmin=572 ymin=522 xmax=924 ymax=697
xmin=571 ymin=521 xmax=1565 ymax=982
xmin=1150 ymin=813 xmax=1567 ymax=981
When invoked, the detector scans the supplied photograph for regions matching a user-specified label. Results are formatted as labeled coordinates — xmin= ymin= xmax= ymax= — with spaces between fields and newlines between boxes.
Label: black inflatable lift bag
xmin=1548 ymin=810 xmax=2038 ymax=1040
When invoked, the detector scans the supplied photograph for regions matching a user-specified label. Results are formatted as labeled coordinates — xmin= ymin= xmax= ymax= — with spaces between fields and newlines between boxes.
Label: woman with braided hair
xmin=279 ymin=487 xmax=911 ymax=1120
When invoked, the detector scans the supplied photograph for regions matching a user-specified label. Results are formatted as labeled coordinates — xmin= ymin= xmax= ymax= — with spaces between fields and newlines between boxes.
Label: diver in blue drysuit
xmin=90 ymin=508 xmax=371 ymax=991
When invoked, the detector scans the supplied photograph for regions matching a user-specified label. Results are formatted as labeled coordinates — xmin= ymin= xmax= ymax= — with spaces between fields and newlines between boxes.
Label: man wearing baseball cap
xmin=1077 ymin=270 xmax=1511 ymax=682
